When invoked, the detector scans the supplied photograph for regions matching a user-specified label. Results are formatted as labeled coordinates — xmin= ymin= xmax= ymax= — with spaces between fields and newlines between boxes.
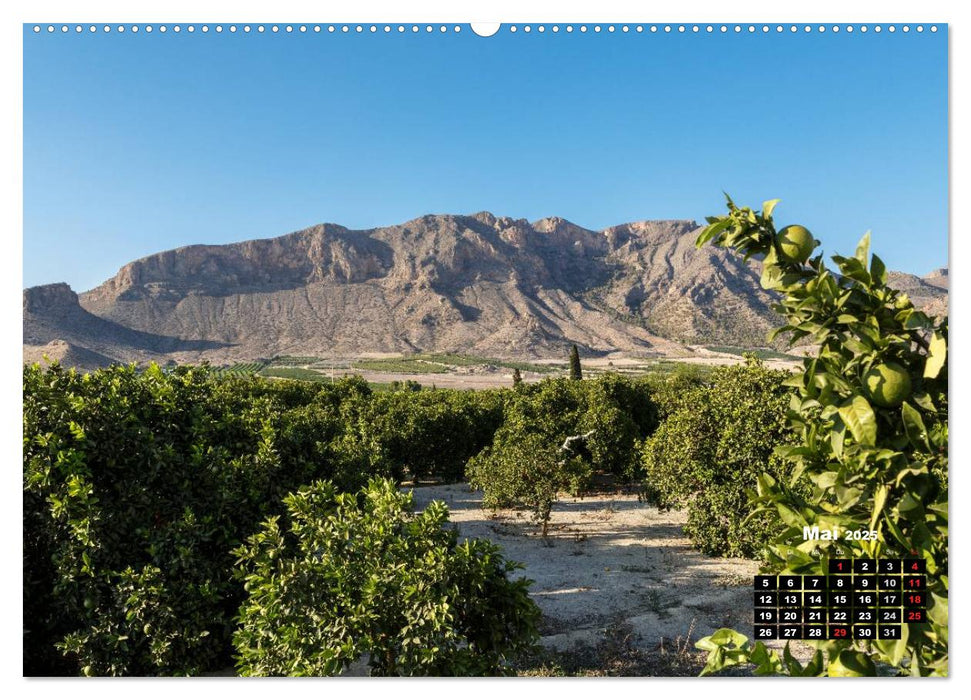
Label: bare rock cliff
xmin=24 ymin=214 xmax=947 ymax=366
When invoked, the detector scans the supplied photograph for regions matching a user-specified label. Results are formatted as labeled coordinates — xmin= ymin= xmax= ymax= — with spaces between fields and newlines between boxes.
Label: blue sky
xmin=24 ymin=24 xmax=947 ymax=290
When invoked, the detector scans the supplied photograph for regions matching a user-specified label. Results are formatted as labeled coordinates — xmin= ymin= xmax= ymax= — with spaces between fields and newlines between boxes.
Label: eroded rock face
xmin=23 ymin=283 xmax=80 ymax=317
xmin=84 ymin=225 xmax=394 ymax=305
xmin=24 ymin=213 xmax=947 ymax=366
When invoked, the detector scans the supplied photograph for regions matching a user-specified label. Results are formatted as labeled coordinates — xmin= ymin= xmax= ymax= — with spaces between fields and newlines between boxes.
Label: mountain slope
xmin=24 ymin=214 xmax=948 ymax=366
xmin=887 ymin=268 xmax=949 ymax=319
xmin=24 ymin=282 xmax=231 ymax=363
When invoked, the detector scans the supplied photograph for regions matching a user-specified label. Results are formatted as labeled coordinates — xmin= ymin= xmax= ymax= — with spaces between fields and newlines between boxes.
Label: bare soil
xmin=410 ymin=483 xmax=770 ymax=675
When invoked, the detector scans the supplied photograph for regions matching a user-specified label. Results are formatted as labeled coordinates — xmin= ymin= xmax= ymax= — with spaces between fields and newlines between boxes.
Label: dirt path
xmin=410 ymin=483 xmax=764 ymax=673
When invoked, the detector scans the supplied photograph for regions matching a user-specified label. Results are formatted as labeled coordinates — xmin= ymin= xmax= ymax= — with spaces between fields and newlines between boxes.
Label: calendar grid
xmin=753 ymin=559 xmax=926 ymax=640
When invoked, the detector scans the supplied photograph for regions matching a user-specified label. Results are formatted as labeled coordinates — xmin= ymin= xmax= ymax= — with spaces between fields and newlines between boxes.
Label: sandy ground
xmin=207 ymin=482 xmax=806 ymax=677
xmin=409 ymin=483 xmax=764 ymax=672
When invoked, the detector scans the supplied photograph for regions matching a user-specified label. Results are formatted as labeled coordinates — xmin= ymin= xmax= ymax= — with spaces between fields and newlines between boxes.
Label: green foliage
xmin=23 ymin=364 xmax=508 ymax=676
xmin=468 ymin=375 xmax=658 ymax=530
xmin=468 ymin=381 xmax=588 ymax=532
xmin=23 ymin=364 xmax=314 ymax=675
xmin=388 ymin=379 xmax=423 ymax=392
xmin=469 ymin=433 xmax=586 ymax=536
xmin=694 ymin=196 xmax=948 ymax=676
xmin=569 ymin=344 xmax=583 ymax=381
xmin=696 ymin=629 xmax=884 ymax=678
xmin=638 ymin=366 xmax=709 ymax=421
xmin=210 ymin=361 xmax=268 ymax=377
xmin=512 ymin=368 xmax=523 ymax=387
xmin=269 ymin=355 xmax=323 ymax=366
xmin=640 ymin=359 xmax=795 ymax=557
xmin=259 ymin=366 xmax=331 ymax=382
xmin=582 ymin=373 xmax=656 ymax=480
xmin=232 ymin=479 xmax=540 ymax=676
xmin=368 ymin=389 xmax=507 ymax=482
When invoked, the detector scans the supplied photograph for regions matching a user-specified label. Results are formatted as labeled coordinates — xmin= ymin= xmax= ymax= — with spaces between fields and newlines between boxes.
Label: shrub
xmin=24 ymin=363 xmax=258 ymax=675
xmin=467 ymin=379 xmax=589 ymax=532
xmin=232 ymin=479 xmax=540 ymax=676
xmin=23 ymin=365 xmax=396 ymax=676
xmin=639 ymin=366 xmax=709 ymax=421
xmin=640 ymin=359 xmax=795 ymax=557
xmin=467 ymin=375 xmax=659 ymax=532
xmin=582 ymin=373 xmax=657 ymax=480
xmin=371 ymin=389 xmax=507 ymax=482
xmin=693 ymin=197 xmax=948 ymax=676
xmin=468 ymin=433 xmax=588 ymax=536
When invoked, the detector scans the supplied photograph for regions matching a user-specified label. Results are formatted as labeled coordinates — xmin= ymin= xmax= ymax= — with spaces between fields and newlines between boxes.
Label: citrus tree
xmin=641 ymin=358 xmax=796 ymax=558
xmin=22 ymin=364 xmax=509 ymax=676
xmin=467 ymin=375 xmax=658 ymax=534
xmin=232 ymin=479 xmax=540 ymax=676
xmin=693 ymin=197 xmax=947 ymax=677
xmin=467 ymin=380 xmax=591 ymax=535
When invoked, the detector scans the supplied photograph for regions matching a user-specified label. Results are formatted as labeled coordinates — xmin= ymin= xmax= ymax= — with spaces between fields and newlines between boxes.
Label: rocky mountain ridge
xmin=24 ymin=213 xmax=948 ymax=369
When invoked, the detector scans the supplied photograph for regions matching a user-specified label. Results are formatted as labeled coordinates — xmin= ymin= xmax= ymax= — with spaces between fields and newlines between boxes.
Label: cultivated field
xmin=206 ymin=347 xmax=805 ymax=392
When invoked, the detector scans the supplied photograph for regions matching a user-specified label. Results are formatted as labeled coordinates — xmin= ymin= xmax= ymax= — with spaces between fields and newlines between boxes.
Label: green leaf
xmin=898 ymin=489 xmax=924 ymax=514
xmin=901 ymin=402 xmax=929 ymax=449
xmin=776 ymin=503 xmax=808 ymax=528
xmin=698 ymin=646 xmax=727 ymax=676
xmin=756 ymin=472 xmax=778 ymax=497
xmin=760 ymin=244 xmax=782 ymax=287
xmin=830 ymin=423 xmax=845 ymax=459
xmin=843 ymin=336 xmax=874 ymax=355
xmin=762 ymin=199 xmax=780 ymax=220
xmin=699 ymin=628 xmax=748 ymax=649
xmin=783 ymin=642 xmax=803 ymax=675
xmin=802 ymin=650 xmax=825 ymax=677
xmin=868 ymin=484 xmax=888 ymax=532
xmin=903 ymin=310 xmax=932 ymax=330
xmin=750 ymin=642 xmax=784 ymax=675
xmin=828 ymin=649 xmax=877 ymax=676
xmin=838 ymin=396 xmax=877 ymax=447
xmin=813 ymin=471 xmax=839 ymax=490
xmin=911 ymin=391 xmax=937 ymax=412
xmin=854 ymin=231 xmax=871 ymax=264
xmin=870 ymin=253 xmax=887 ymax=285
xmin=748 ymin=642 xmax=771 ymax=667
xmin=695 ymin=219 xmax=730 ymax=248
xmin=927 ymin=592 xmax=948 ymax=627
xmin=924 ymin=331 xmax=947 ymax=378
xmin=874 ymin=626 xmax=909 ymax=667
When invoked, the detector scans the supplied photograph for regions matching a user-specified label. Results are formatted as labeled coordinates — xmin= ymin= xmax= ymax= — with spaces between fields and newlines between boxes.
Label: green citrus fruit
xmin=775 ymin=225 xmax=816 ymax=263
xmin=864 ymin=362 xmax=912 ymax=408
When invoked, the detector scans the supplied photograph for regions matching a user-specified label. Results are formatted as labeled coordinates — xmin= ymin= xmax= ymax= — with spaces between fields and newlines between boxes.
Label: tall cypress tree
xmin=512 ymin=368 xmax=523 ymax=387
xmin=569 ymin=344 xmax=582 ymax=381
